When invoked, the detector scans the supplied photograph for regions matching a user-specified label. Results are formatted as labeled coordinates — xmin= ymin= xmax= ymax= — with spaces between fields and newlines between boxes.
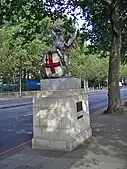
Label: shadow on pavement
xmin=12 ymin=113 xmax=127 ymax=169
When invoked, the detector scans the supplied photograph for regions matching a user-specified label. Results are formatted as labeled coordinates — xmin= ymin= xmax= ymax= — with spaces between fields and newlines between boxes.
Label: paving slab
xmin=101 ymin=162 xmax=127 ymax=169
xmin=0 ymin=113 xmax=127 ymax=169
xmin=69 ymin=159 xmax=104 ymax=169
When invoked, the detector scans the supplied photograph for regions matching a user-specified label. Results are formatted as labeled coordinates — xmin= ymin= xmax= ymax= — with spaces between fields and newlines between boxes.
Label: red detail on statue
xmin=44 ymin=53 xmax=61 ymax=74
xmin=62 ymin=40 xmax=76 ymax=52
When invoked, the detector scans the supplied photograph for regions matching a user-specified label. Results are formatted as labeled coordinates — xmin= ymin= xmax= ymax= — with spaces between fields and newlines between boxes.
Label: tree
xmin=70 ymin=46 xmax=108 ymax=82
xmin=43 ymin=0 xmax=127 ymax=114
xmin=0 ymin=25 xmax=50 ymax=84
xmin=120 ymin=64 xmax=127 ymax=79
xmin=0 ymin=15 xmax=76 ymax=83
xmin=1 ymin=0 xmax=127 ymax=113
xmin=83 ymin=0 xmax=127 ymax=114
xmin=0 ymin=27 xmax=16 ymax=83
xmin=0 ymin=0 xmax=75 ymax=44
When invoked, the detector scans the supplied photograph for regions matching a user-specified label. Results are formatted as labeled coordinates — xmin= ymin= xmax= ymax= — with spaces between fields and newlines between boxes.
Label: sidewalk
xmin=0 ymin=112 xmax=127 ymax=169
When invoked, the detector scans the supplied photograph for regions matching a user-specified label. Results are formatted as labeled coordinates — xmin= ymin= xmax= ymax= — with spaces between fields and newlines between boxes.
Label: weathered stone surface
xmin=40 ymin=78 xmax=83 ymax=90
xmin=32 ymin=87 xmax=92 ymax=151
xmin=32 ymin=78 xmax=91 ymax=151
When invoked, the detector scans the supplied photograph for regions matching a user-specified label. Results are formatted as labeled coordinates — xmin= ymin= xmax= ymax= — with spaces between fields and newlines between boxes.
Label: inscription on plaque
xmin=76 ymin=101 xmax=83 ymax=120
xmin=81 ymin=80 xmax=84 ymax=88
xmin=76 ymin=101 xmax=83 ymax=112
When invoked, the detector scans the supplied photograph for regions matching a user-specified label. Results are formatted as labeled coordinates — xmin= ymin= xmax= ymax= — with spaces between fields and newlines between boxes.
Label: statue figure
xmin=42 ymin=27 xmax=76 ymax=78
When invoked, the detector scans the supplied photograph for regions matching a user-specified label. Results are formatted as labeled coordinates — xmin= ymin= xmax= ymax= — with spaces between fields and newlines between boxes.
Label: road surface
xmin=0 ymin=104 xmax=33 ymax=154
xmin=0 ymin=88 xmax=127 ymax=155
xmin=89 ymin=88 xmax=127 ymax=113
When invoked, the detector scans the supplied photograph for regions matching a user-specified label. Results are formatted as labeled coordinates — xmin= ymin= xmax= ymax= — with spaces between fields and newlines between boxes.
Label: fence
xmin=0 ymin=81 xmax=40 ymax=94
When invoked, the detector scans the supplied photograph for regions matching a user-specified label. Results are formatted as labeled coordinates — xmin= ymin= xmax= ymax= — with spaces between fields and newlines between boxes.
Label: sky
xmin=66 ymin=6 xmax=85 ymax=30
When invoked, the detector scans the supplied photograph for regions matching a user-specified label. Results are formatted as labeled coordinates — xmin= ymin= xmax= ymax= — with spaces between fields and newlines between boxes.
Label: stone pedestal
xmin=32 ymin=78 xmax=92 ymax=151
xmin=40 ymin=78 xmax=83 ymax=90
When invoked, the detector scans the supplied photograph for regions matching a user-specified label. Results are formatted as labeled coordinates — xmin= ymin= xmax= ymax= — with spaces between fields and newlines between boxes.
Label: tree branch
xmin=122 ymin=15 xmax=127 ymax=22
xmin=103 ymin=0 xmax=112 ymax=6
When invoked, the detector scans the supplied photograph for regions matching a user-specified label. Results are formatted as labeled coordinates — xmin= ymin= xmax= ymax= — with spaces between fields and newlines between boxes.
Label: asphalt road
xmin=89 ymin=88 xmax=127 ymax=113
xmin=0 ymin=88 xmax=127 ymax=155
xmin=0 ymin=104 xmax=33 ymax=154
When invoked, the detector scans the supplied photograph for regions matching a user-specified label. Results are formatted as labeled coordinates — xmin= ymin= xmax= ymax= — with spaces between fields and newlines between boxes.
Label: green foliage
xmin=53 ymin=18 xmax=76 ymax=42
xmin=0 ymin=27 xmax=14 ymax=82
xmin=120 ymin=64 xmax=127 ymax=78
xmin=0 ymin=25 xmax=49 ymax=83
xmin=0 ymin=14 xmax=76 ymax=83
xmin=70 ymin=46 xmax=108 ymax=81
xmin=43 ymin=0 xmax=127 ymax=55
xmin=2 ymin=0 xmax=126 ymax=95
xmin=43 ymin=0 xmax=127 ymax=113
xmin=0 ymin=0 xmax=78 ymax=83
xmin=0 ymin=0 xmax=76 ymax=45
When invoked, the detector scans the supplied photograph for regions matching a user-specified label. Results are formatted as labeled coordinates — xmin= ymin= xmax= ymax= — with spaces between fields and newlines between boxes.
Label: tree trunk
xmin=19 ymin=68 xmax=22 ymax=97
xmin=106 ymin=6 xmax=122 ymax=114
xmin=23 ymin=68 xmax=26 ymax=82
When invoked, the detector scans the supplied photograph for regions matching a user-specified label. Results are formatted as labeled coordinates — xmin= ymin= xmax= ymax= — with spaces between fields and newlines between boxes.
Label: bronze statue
xmin=42 ymin=27 xmax=76 ymax=78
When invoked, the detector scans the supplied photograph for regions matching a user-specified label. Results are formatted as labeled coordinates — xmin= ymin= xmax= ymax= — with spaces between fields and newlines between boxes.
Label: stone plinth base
xmin=41 ymin=78 xmax=83 ymax=90
xmin=32 ymin=89 xmax=92 ymax=151
xmin=32 ymin=127 xmax=91 ymax=151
